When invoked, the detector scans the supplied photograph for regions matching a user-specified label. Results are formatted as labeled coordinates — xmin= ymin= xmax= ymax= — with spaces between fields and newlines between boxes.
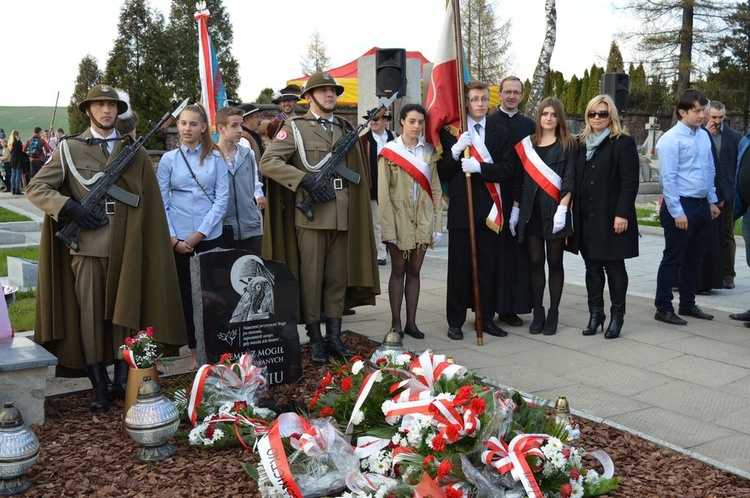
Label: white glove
xmin=433 ymin=232 xmax=443 ymax=246
xmin=509 ymin=206 xmax=520 ymax=236
xmin=461 ymin=157 xmax=481 ymax=174
xmin=451 ymin=131 xmax=472 ymax=160
xmin=552 ymin=205 xmax=568 ymax=234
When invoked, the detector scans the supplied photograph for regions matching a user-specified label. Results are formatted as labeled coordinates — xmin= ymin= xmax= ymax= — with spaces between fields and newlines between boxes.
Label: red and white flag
xmin=195 ymin=4 xmax=227 ymax=129
xmin=425 ymin=0 xmax=461 ymax=155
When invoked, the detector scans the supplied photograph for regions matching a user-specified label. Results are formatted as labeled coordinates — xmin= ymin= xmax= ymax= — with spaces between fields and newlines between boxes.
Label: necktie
xmin=319 ymin=118 xmax=333 ymax=141
xmin=474 ymin=123 xmax=482 ymax=141
xmin=100 ymin=139 xmax=110 ymax=159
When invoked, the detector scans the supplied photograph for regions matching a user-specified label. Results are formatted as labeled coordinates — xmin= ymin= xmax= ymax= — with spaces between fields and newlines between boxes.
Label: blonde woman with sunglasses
xmin=570 ymin=94 xmax=639 ymax=339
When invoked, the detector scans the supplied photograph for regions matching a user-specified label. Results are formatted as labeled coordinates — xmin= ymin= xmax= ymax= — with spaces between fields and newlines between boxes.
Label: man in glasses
xmin=359 ymin=108 xmax=395 ymax=266
xmin=487 ymin=75 xmax=535 ymax=327
xmin=438 ymin=80 xmax=515 ymax=341
xmin=654 ymin=89 xmax=721 ymax=326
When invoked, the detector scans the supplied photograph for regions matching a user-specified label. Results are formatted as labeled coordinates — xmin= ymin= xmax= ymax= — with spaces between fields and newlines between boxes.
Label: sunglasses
xmin=588 ymin=110 xmax=610 ymax=119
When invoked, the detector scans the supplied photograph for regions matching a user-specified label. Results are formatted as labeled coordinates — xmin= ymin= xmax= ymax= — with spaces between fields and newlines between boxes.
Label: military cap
xmin=78 ymin=84 xmax=129 ymax=115
xmin=238 ymin=103 xmax=260 ymax=117
xmin=302 ymin=72 xmax=344 ymax=97
xmin=272 ymin=84 xmax=302 ymax=104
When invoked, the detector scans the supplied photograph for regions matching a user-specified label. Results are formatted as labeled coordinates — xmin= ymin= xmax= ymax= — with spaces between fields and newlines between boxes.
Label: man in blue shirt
xmin=654 ymin=89 xmax=722 ymax=325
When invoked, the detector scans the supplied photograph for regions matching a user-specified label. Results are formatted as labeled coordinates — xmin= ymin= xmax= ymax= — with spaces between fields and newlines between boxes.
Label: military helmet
xmin=78 ymin=84 xmax=129 ymax=115
xmin=302 ymin=72 xmax=344 ymax=98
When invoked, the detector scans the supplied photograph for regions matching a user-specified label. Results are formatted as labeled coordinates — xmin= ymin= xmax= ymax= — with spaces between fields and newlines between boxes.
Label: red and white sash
xmin=468 ymin=136 xmax=503 ymax=233
xmin=515 ymin=136 xmax=561 ymax=202
xmin=380 ymin=141 xmax=433 ymax=198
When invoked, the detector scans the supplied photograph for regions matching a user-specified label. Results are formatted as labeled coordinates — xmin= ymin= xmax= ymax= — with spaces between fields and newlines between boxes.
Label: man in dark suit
xmin=438 ymin=80 xmax=515 ymax=341
xmin=360 ymin=109 xmax=395 ymax=265
xmin=706 ymin=101 xmax=742 ymax=289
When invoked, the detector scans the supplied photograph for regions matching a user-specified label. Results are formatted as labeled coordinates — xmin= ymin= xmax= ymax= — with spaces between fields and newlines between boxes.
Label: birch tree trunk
xmin=526 ymin=0 xmax=557 ymax=119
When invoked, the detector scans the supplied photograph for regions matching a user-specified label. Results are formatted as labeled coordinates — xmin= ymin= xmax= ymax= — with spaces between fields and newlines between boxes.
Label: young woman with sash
xmin=378 ymin=104 xmax=443 ymax=339
xmin=509 ymin=97 xmax=576 ymax=335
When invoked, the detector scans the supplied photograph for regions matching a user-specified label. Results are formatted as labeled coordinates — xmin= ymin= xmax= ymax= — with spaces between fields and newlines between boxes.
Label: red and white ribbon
xmin=482 ymin=433 xmax=549 ymax=498
xmin=468 ymin=140 xmax=503 ymax=233
xmin=257 ymin=413 xmax=309 ymax=498
xmin=515 ymin=136 xmax=562 ymax=202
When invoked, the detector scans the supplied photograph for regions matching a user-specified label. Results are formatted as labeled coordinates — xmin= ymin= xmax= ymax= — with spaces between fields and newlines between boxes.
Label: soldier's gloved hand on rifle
xmin=299 ymin=174 xmax=336 ymax=203
xmin=62 ymin=199 xmax=108 ymax=230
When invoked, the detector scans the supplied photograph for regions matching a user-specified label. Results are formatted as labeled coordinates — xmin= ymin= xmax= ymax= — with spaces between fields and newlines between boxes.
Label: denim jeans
xmin=10 ymin=165 xmax=21 ymax=192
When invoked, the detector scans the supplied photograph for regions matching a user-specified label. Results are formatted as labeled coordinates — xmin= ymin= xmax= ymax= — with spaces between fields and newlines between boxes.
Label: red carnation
xmin=445 ymin=425 xmax=460 ymax=442
xmin=321 ymin=371 xmax=333 ymax=388
xmin=219 ymin=353 xmax=233 ymax=364
xmin=205 ymin=424 xmax=215 ymax=439
xmin=454 ymin=385 xmax=474 ymax=406
xmin=232 ymin=401 xmax=247 ymax=412
xmin=446 ymin=488 xmax=463 ymax=498
xmin=319 ymin=406 xmax=334 ymax=417
xmin=431 ymin=435 xmax=446 ymax=452
xmin=376 ymin=357 xmax=387 ymax=368
xmin=309 ymin=393 xmax=320 ymax=409
xmin=350 ymin=355 xmax=363 ymax=363
xmin=341 ymin=377 xmax=353 ymax=392
xmin=437 ymin=459 xmax=453 ymax=480
xmin=338 ymin=364 xmax=351 ymax=377
xmin=124 ymin=337 xmax=133 ymax=347
xmin=146 ymin=326 xmax=154 ymax=337
xmin=570 ymin=467 xmax=580 ymax=480
xmin=470 ymin=397 xmax=487 ymax=415
xmin=560 ymin=483 xmax=572 ymax=498
xmin=422 ymin=455 xmax=435 ymax=469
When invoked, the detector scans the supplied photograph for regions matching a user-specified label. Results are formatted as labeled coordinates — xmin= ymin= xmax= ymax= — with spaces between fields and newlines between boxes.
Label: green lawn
xmin=0 ymin=106 xmax=69 ymax=141
xmin=636 ymin=204 xmax=744 ymax=234
xmin=0 ymin=207 xmax=31 ymax=222
xmin=0 ymin=247 xmax=38 ymax=332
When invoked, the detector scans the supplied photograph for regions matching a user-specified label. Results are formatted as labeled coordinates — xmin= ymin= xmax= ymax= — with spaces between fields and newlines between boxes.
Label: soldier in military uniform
xmin=260 ymin=72 xmax=380 ymax=366
xmin=272 ymin=83 xmax=302 ymax=121
xmin=26 ymin=84 xmax=186 ymax=412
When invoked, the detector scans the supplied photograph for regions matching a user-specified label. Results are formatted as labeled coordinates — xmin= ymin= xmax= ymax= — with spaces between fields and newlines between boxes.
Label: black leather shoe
xmin=343 ymin=308 xmax=356 ymax=316
xmin=447 ymin=327 xmax=463 ymax=340
xmin=729 ymin=310 xmax=750 ymax=321
xmin=744 ymin=322 xmax=750 ymax=328
xmin=497 ymin=313 xmax=523 ymax=326
xmin=723 ymin=277 xmax=735 ymax=289
xmin=654 ymin=310 xmax=687 ymax=325
xmin=678 ymin=305 xmax=714 ymax=320
xmin=403 ymin=327 xmax=425 ymax=339
xmin=378 ymin=259 xmax=387 ymax=266
xmin=483 ymin=322 xmax=508 ymax=337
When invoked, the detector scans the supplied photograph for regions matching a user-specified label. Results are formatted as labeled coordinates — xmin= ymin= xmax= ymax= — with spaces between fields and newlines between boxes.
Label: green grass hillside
xmin=0 ymin=106 xmax=70 ymax=141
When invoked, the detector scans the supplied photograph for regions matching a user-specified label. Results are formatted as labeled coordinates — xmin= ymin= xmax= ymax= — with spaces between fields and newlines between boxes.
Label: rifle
xmin=49 ymin=91 xmax=59 ymax=135
xmin=56 ymin=98 xmax=189 ymax=251
xmin=296 ymin=92 xmax=398 ymax=221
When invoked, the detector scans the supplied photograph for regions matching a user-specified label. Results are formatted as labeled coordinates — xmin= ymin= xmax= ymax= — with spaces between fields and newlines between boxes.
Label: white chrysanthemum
xmin=547 ymin=436 xmax=563 ymax=450
xmin=391 ymin=433 xmax=402 ymax=445
xmin=570 ymin=481 xmax=585 ymax=497
xmin=566 ymin=424 xmax=581 ymax=441
xmin=568 ymin=447 xmax=583 ymax=467
xmin=584 ymin=468 xmax=601 ymax=484
xmin=212 ymin=428 xmax=225 ymax=442
xmin=394 ymin=353 xmax=411 ymax=366
xmin=351 ymin=360 xmax=365 ymax=375
xmin=411 ymin=366 xmax=424 ymax=377
xmin=188 ymin=425 xmax=204 ymax=445
xmin=550 ymin=451 xmax=566 ymax=469
xmin=351 ymin=410 xmax=365 ymax=426
xmin=424 ymin=433 xmax=435 ymax=448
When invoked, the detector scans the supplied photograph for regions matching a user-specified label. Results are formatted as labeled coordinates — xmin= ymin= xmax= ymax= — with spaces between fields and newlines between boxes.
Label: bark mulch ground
xmin=19 ymin=333 xmax=750 ymax=497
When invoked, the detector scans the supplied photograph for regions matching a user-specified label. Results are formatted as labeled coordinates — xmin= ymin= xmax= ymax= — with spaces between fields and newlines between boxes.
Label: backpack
xmin=28 ymin=136 xmax=43 ymax=158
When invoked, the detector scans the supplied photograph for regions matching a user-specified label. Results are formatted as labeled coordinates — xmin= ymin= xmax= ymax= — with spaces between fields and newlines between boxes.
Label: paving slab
xmin=633 ymin=381 xmax=750 ymax=422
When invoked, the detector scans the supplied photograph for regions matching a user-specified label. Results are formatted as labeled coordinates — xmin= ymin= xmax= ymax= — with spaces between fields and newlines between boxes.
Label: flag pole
xmin=452 ymin=0 xmax=483 ymax=346
xmin=49 ymin=91 xmax=60 ymax=135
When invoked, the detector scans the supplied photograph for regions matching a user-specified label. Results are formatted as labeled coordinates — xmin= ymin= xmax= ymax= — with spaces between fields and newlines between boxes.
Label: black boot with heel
xmin=306 ymin=322 xmax=329 ymax=366
xmin=542 ymin=309 xmax=559 ymax=336
xmin=582 ymin=313 xmax=606 ymax=336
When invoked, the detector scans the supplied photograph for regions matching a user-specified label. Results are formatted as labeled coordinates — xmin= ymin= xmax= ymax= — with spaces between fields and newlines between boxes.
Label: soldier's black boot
xmin=306 ymin=322 xmax=329 ymax=366
xmin=325 ymin=318 xmax=355 ymax=360
xmin=111 ymin=359 xmax=129 ymax=400
xmin=86 ymin=362 xmax=111 ymax=412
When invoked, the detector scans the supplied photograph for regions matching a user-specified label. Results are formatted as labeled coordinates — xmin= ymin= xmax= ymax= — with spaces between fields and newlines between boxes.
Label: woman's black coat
xmin=569 ymin=134 xmax=639 ymax=260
